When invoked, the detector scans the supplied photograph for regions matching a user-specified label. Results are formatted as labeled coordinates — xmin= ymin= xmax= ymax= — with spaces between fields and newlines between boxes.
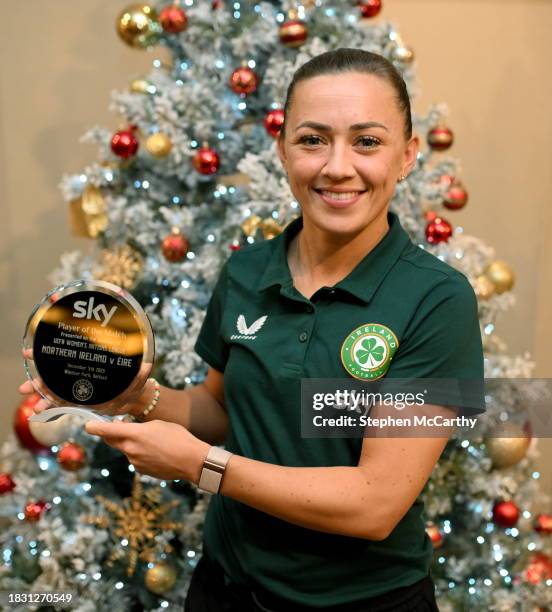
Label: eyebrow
xmin=294 ymin=121 xmax=389 ymax=133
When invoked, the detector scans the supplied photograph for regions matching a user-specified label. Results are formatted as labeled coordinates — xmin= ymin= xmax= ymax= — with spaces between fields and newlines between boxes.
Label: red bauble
xmin=264 ymin=108 xmax=285 ymax=138
xmin=358 ymin=0 xmax=383 ymax=18
xmin=425 ymin=216 xmax=452 ymax=244
xmin=0 ymin=473 xmax=16 ymax=495
xmin=534 ymin=513 xmax=552 ymax=535
xmin=192 ymin=145 xmax=220 ymax=175
xmin=443 ymin=180 xmax=469 ymax=210
xmin=229 ymin=242 xmax=241 ymax=251
xmin=212 ymin=0 xmax=222 ymax=8
xmin=229 ymin=66 xmax=259 ymax=96
xmin=427 ymin=126 xmax=454 ymax=151
xmin=425 ymin=523 xmax=444 ymax=549
xmin=524 ymin=552 xmax=552 ymax=585
xmin=24 ymin=499 xmax=50 ymax=523
xmin=279 ymin=19 xmax=308 ymax=48
xmin=111 ymin=128 xmax=139 ymax=159
xmin=57 ymin=442 xmax=86 ymax=472
xmin=159 ymin=5 xmax=188 ymax=33
xmin=492 ymin=500 xmax=520 ymax=528
xmin=162 ymin=229 xmax=190 ymax=262
xmin=14 ymin=395 xmax=50 ymax=454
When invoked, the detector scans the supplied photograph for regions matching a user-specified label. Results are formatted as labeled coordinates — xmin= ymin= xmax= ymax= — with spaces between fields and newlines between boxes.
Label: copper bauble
xmin=279 ymin=19 xmax=308 ymax=48
xmin=427 ymin=126 xmax=454 ymax=151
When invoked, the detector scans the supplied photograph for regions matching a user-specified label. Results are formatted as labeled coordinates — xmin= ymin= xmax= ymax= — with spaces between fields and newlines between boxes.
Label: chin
xmin=306 ymin=209 xmax=368 ymax=236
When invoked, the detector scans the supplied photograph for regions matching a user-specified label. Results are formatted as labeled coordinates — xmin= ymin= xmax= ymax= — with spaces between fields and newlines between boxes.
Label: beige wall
xmin=1 ymin=1 xmax=550 ymax=487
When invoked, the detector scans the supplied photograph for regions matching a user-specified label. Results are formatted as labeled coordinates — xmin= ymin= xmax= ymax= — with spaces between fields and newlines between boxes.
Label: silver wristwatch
xmin=197 ymin=446 xmax=233 ymax=494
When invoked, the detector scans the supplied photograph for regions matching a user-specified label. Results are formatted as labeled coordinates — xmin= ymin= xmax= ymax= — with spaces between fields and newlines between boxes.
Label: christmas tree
xmin=1 ymin=1 xmax=551 ymax=610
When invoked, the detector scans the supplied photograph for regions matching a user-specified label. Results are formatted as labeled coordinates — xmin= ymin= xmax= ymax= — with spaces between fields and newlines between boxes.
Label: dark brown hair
xmin=278 ymin=47 xmax=412 ymax=141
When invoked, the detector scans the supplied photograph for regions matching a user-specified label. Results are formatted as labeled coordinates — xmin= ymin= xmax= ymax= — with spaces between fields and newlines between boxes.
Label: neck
xmin=289 ymin=210 xmax=390 ymax=285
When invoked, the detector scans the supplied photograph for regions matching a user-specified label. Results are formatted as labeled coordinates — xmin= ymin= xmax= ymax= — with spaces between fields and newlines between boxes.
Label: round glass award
xmin=23 ymin=280 xmax=155 ymax=423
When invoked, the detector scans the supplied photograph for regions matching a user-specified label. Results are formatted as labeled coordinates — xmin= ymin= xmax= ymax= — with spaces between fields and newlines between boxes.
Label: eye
xmin=357 ymin=136 xmax=381 ymax=148
xmin=298 ymin=135 xmax=323 ymax=146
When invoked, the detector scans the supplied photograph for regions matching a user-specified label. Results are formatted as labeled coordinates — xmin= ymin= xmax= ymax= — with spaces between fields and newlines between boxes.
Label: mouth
xmin=312 ymin=188 xmax=367 ymax=208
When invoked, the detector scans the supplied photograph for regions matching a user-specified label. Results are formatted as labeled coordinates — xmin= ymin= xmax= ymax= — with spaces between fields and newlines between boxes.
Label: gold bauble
xmin=130 ymin=78 xmax=152 ymax=94
xmin=145 ymin=561 xmax=177 ymax=594
xmin=146 ymin=132 xmax=173 ymax=158
xmin=484 ymin=260 xmax=514 ymax=294
xmin=69 ymin=185 xmax=107 ymax=239
xmin=474 ymin=274 xmax=495 ymax=300
xmin=485 ymin=422 xmax=530 ymax=469
xmin=241 ymin=214 xmax=262 ymax=237
xmin=116 ymin=4 xmax=161 ymax=49
xmin=392 ymin=45 xmax=415 ymax=64
xmin=261 ymin=218 xmax=283 ymax=240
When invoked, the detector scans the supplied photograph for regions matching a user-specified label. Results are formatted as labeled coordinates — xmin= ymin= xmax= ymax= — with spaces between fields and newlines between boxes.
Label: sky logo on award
xmin=73 ymin=297 xmax=117 ymax=327
xmin=340 ymin=323 xmax=399 ymax=380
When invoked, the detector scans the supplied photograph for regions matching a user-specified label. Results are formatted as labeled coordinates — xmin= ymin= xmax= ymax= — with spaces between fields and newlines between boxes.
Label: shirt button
xmin=306 ymin=305 xmax=314 ymax=313
xmin=299 ymin=331 xmax=308 ymax=342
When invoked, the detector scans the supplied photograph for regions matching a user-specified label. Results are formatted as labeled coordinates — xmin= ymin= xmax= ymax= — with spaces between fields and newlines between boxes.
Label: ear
xmin=277 ymin=132 xmax=287 ymax=173
xmin=401 ymin=134 xmax=420 ymax=177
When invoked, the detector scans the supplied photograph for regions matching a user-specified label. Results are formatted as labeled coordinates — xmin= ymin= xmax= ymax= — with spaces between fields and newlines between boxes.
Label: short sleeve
xmin=193 ymin=260 xmax=230 ymax=373
xmin=387 ymin=273 xmax=485 ymax=415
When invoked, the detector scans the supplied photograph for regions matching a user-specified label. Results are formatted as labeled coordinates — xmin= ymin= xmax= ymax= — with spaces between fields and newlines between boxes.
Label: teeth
xmin=320 ymin=190 xmax=361 ymax=200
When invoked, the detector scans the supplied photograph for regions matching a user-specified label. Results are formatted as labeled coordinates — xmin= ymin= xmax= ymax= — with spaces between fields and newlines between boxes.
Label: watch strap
xmin=198 ymin=446 xmax=233 ymax=494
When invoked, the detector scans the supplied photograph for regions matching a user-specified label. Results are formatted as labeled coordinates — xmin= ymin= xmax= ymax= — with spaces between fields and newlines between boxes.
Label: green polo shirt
xmin=193 ymin=211 xmax=484 ymax=607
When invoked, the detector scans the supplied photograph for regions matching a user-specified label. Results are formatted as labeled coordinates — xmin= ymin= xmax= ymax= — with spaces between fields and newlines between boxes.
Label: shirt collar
xmin=257 ymin=211 xmax=411 ymax=304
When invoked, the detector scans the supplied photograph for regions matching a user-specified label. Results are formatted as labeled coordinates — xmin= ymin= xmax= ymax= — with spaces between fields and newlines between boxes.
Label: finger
xmin=84 ymin=420 xmax=139 ymax=438
xmin=22 ymin=348 xmax=33 ymax=360
xmin=18 ymin=380 xmax=35 ymax=394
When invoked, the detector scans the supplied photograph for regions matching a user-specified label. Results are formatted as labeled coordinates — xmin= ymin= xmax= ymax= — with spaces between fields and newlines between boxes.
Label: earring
xmin=398 ymin=174 xmax=407 ymax=182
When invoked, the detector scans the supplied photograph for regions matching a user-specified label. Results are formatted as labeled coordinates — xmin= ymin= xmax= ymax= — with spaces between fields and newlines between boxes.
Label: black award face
xmin=23 ymin=280 xmax=155 ymax=418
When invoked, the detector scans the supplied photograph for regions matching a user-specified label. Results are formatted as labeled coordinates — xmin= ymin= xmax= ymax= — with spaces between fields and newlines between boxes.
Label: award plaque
xmin=23 ymin=280 xmax=155 ymax=423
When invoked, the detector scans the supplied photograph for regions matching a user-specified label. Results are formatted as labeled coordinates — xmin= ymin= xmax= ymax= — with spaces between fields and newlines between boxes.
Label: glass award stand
xmin=23 ymin=280 xmax=155 ymax=424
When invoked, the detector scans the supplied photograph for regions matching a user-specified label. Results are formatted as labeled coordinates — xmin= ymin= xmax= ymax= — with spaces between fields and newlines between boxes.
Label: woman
xmin=22 ymin=49 xmax=484 ymax=611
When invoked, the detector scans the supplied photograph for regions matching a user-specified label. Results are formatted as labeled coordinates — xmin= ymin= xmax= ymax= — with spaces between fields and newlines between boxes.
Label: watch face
xmin=23 ymin=280 xmax=155 ymax=415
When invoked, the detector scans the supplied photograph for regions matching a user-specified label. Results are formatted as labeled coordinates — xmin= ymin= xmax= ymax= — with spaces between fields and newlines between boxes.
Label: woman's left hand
xmin=84 ymin=419 xmax=210 ymax=483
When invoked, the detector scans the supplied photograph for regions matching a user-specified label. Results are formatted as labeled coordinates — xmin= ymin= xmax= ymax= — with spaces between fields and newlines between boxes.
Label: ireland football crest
xmin=340 ymin=323 xmax=399 ymax=380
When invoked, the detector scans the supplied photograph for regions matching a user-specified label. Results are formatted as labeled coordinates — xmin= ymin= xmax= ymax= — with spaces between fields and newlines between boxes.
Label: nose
xmin=320 ymin=141 xmax=356 ymax=181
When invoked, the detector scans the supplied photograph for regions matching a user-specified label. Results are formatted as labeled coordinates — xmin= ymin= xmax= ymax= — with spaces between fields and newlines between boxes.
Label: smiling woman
xmin=179 ymin=49 xmax=485 ymax=611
